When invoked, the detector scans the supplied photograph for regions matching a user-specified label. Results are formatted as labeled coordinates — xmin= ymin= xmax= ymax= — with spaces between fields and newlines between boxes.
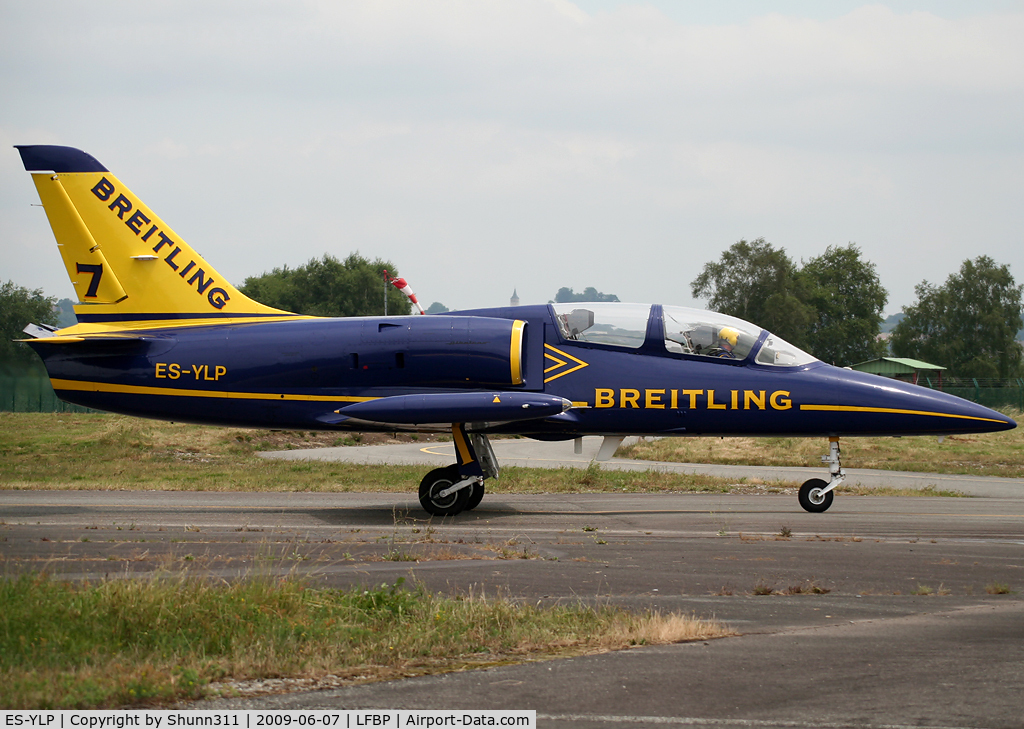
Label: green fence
xmin=920 ymin=377 xmax=1024 ymax=411
xmin=0 ymin=374 xmax=94 ymax=413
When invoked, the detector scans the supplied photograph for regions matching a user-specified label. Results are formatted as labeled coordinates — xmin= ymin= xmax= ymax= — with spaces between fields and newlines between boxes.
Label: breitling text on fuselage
xmin=594 ymin=388 xmax=792 ymax=410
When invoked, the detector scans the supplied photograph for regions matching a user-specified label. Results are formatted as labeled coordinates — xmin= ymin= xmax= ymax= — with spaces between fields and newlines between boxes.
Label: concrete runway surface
xmin=2 ymin=440 xmax=1023 ymax=727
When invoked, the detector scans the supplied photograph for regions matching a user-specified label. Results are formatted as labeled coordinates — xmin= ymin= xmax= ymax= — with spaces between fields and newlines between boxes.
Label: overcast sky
xmin=2 ymin=1 xmax=1022 ymax=317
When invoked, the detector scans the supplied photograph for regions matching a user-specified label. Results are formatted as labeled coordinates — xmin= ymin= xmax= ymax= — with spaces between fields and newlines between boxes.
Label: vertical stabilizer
xmin=16 ymin=145 xmax=296 ymax=327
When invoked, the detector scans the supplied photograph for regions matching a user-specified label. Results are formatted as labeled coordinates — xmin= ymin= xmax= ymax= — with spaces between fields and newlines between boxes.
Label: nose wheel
xmin=798 ymin=438 xmax=845 ymax=513
xmin=798 ymin=478 xmax=834 ymax=513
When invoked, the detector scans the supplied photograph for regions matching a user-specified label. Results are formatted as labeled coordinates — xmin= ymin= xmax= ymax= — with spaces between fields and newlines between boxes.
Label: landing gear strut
xmin=798 ymin=437 xmax=845 ymax=513
xmin=418 ymin=425 xmax=497 ymax=517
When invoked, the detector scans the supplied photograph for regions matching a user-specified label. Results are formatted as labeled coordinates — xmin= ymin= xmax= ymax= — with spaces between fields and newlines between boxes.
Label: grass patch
xmin=0 ymin=412 xmax=1004 ymax=496
xmin=0 ymin=413 xmax=747 ymax=494
xmin=0 ymin=573 xmax=731 ymax=709
xmin=618 ymin=409 xmax=1024 ymax=478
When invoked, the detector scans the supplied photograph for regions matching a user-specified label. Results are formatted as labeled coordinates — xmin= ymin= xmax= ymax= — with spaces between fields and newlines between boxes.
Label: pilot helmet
xmin=718 ymin=327 xmax=740 ymax=347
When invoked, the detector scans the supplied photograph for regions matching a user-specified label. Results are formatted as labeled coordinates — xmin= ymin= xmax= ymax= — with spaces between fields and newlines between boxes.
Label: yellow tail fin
xmin=17 ymin=145 xmax=295 ymax=329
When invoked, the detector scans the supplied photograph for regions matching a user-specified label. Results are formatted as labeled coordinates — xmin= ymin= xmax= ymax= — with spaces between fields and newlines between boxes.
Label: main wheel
xmin=464 ymin=481 xmax=485 ymax=511
xmin=798 ymin=478 xmax=834 ymax=513
xmin=419 ymin=465 xmax=470 ymax=516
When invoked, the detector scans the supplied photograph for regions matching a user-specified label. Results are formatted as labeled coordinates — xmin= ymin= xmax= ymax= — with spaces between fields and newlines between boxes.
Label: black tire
xmin=419 ymin=465 xmax=470 ymax=516
xmin=464 ymin=481 xmax=485 ymax=511
xmin=798 ymin=478 xmax=834 ymax=513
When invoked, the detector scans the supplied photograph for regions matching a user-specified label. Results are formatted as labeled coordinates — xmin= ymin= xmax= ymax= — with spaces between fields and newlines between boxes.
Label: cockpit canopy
xmin=551 ymin=302 xmax=818 ymax=367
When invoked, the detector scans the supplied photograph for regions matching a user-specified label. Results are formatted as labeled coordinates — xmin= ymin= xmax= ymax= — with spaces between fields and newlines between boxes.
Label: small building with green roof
xmin=849 ymin=357 xmax=947 ymax=387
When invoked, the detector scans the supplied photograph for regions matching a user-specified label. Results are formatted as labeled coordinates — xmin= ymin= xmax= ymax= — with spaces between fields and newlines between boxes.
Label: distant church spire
xmin=510 ymin=289 xmax=520 ymax=306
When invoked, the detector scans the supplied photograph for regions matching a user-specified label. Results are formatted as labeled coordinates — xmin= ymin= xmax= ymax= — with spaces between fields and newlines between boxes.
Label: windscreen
xmin=663 ymin=305 xmax=818 ymax=366
xmin=755 ymin=333 xmax=818 ymax=367
xmin=662 ymin=306 xmax=761 ymax=360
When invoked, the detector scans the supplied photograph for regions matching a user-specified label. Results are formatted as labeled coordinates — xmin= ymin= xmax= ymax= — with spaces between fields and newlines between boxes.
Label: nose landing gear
xmin=799 ymin=437 xmax=845 ymax=513
xmin=798 ymin=478 xmax=833 ymax=513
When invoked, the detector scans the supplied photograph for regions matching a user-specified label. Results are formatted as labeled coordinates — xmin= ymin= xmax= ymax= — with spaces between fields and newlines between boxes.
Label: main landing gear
xmin=798 ymin=437 xmax=845 ymax=513
xmin=419 ymin=431 xmax=848 ymax=516
xmin=418 ymin=424 xmax=496 ymax=517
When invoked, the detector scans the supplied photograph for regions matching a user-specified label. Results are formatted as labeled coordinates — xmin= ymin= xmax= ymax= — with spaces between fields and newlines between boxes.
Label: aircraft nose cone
xmin=942 ymin=398 xmax=1016 ymax=432
xmin=821 ymin=367 xmax=1016 ymax=436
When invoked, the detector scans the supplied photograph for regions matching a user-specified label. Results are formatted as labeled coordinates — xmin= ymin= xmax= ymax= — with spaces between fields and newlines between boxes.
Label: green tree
xmin=425 ymin=302 xmax=449 ymax=314
xmin=56 ymin=298 xmax=77 ymax=328
xmin=552 ymin=287 xmax=620 ymax=303
xmin=891 ymin=256 xmax=1023 ymax=379
xmin=690 ymin=238 xmax=813 ymax=346
xmin=800 ymin=244 xmax=888 ymax=366
xmin=0 ymin=281 xmax=58 ymax=370
xmin=240 ymin=253 xmax=412 ymax=317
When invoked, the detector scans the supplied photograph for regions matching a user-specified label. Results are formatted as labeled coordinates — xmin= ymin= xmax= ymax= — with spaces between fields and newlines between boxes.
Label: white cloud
xmin=2 ymin=1 xmax=1023 ymax=313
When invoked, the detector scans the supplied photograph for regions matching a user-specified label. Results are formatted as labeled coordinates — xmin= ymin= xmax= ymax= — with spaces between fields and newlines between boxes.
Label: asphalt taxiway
xmin=2 ymin=488 xmax=1023 ymax=726
xmin=2 ymin=441 xmax=1022 ymax=726
xmin=261 ymin=436 xmax=1024 ymax=498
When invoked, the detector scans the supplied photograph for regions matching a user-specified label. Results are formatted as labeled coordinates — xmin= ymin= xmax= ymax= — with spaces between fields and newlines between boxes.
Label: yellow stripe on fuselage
xmin=53 ymin=315 xmax=313 ymax=339
xmin=49 ymin=378 xmax=375 ymax=403
xmin=799 ymin=404 xmax=1008 ymax=424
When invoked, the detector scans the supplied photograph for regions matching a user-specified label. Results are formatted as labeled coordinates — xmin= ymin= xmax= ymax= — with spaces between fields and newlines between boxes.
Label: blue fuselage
xmin=30 ymin=304 xmax=1016 ymax=438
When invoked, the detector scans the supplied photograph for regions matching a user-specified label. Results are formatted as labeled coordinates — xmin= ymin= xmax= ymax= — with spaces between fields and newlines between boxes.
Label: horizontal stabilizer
xmin=22 ymin=323 xmax=58 ymax=339
xmin=17 ymin=336 xmax=84 ymax=344
xmin=20 ymin=334 xmax=169 ymax=360
xmin=331 ymin=392 xmax=573 ymax=425
xmin=18 ymin=333 xmax=151 ymax=344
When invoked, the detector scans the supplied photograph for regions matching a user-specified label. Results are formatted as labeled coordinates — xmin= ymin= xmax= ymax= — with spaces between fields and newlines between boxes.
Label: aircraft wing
xmin=321 ymin=392 xmax=573 ymax=425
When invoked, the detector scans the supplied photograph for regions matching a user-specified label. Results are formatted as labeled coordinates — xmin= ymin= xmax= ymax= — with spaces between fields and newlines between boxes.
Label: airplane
xmin=14 ymin=144 xmax=1017 ymax=516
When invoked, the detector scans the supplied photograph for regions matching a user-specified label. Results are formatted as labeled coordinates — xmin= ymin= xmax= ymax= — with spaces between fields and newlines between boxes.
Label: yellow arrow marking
xmin=543 ymin=344 xmax=589 ymax=383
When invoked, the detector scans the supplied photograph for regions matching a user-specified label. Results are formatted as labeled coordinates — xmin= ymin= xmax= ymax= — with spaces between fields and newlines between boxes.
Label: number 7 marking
xmin=76 ymin=263 xmax=103 ymax=298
